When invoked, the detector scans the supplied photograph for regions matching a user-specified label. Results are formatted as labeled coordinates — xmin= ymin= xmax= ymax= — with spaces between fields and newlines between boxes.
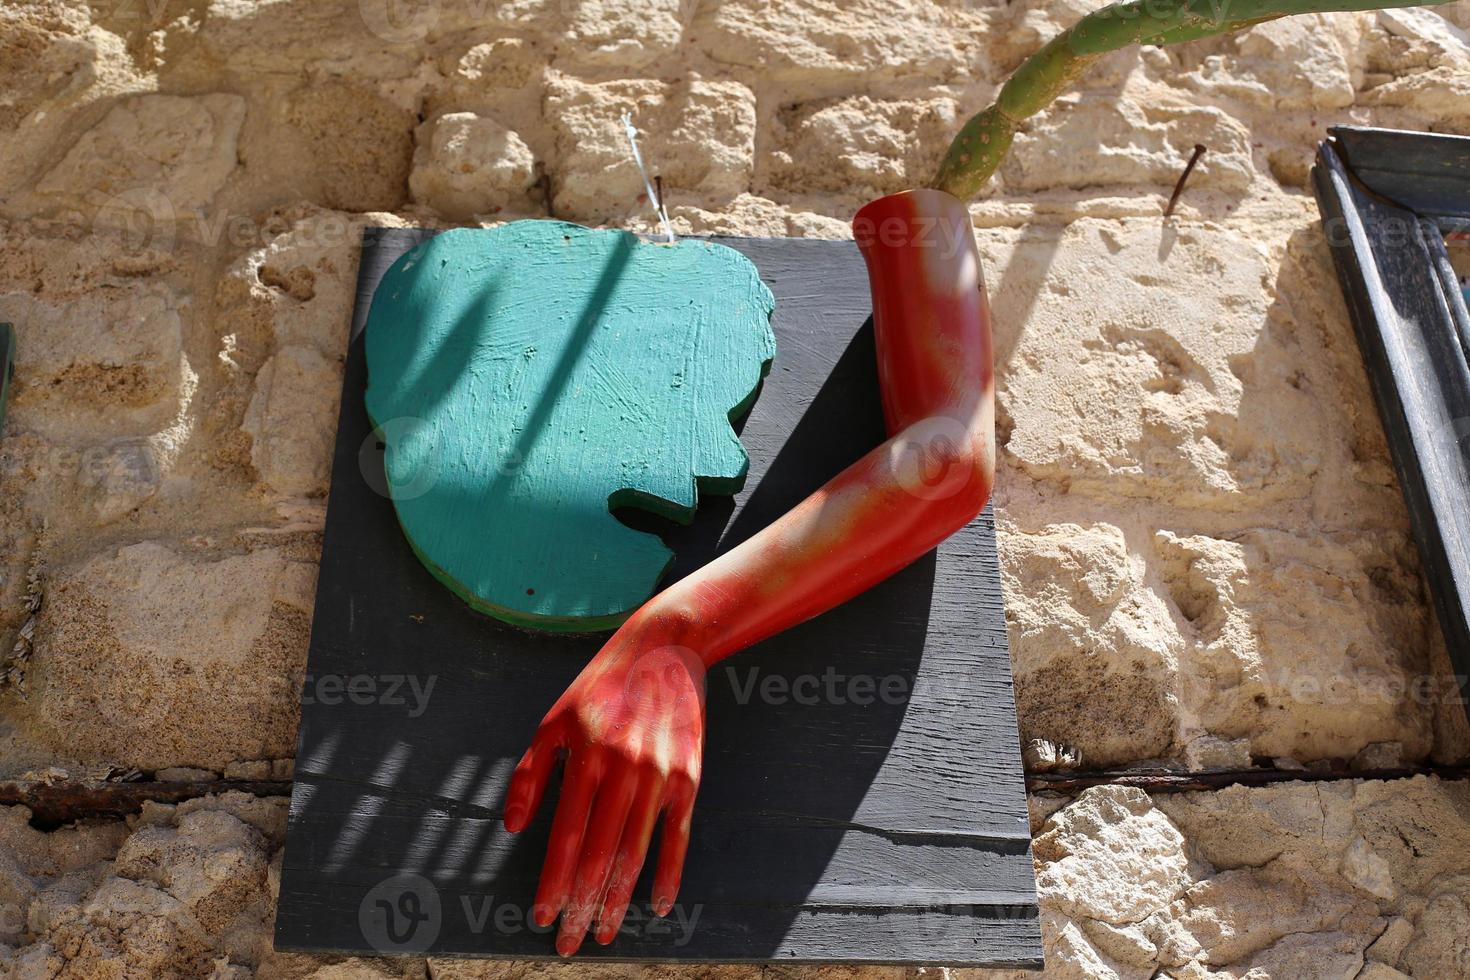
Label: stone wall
xmin=1 ymin=0 xmax=1469 ymax=976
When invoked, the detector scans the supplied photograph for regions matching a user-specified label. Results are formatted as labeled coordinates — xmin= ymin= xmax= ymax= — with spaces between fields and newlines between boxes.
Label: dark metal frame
xmin=0 ymin=324 xmax=13 ymax=434
xmin=1313 ymin=127 xmax=1470 ymax=723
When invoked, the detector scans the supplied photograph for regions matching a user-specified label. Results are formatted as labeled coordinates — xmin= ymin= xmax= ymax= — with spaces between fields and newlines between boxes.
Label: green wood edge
xmin=605 ymin=358 xmax=772 ymax=524
xmin=362 ymin=234 xmax=777 ymax=634
xmin=0 ymin=324 xmax=13 ymax=435
xmin=394 ymin=508 xmax=635 ymax=634
xmin=370 ymin=355 xmax=772 ymax=635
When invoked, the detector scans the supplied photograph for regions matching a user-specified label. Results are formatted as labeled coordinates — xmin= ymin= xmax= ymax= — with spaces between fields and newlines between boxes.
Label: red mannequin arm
xmin=504 ymin=188 xmax=995 ymax=955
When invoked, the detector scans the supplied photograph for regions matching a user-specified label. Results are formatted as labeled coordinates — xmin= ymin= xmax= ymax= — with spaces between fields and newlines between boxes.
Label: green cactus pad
xmin=364 ymin=222 xmax=776 ymax=632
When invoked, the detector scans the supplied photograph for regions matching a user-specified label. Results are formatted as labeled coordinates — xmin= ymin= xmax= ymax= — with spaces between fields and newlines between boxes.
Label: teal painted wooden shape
xmin=364 ymin=222 xmax=776 ymax=632
xmin=0 ymin=324 xmax=13 ymax=434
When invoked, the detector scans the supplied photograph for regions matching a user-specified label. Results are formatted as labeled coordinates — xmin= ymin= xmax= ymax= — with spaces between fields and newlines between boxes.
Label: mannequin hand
xmin=503 ymin=628 xmax=706 ymax=956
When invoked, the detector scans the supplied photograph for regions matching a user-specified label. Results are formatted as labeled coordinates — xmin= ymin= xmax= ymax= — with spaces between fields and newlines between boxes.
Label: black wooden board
xmin=274 ymin=228 xmax=1041 ymax=966
xmin=1313 ymin=135 xmax=1470 ymax=723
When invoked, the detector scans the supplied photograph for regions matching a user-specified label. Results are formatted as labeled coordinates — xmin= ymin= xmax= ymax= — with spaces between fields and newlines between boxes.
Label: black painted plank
xmin=1332 ymin=126 xmax=1470 ymax=230
xmin=1313 ymin=139 xmax=1470 ymax=721
xmin=282 ymin=783 xmax=1035 ymax=907
xmin=275 ymin=228 xmax=1041 ymax=966
xmin=283 ymin=870 xmax=1044 ymax=966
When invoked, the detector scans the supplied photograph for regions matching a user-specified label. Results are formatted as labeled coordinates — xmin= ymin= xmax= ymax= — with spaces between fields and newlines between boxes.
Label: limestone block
xmin=34 ymin=94 xmax=245 ymax=216
xmin=547 ymin=74 xmax=756 ymax=222
xmin=696 ymin=0 xmax=968 ymax=81
xmin=767 ymin=96 xmax=958 ymax=201
xmin=0 ymin=282 xmax=187 ymax=440
xmin=559 ymin=0 xmax=688 ymax=68
xmin=23 ymin=542 xmax=317 ymax=771
xmin=1002 ymin=97 xmax=1255 ymax=194
xmin=409 ymin=113 xmax=538 ymax=220
xmin=1033 ymin=786 xmax=1191 ymax=924
xmin=1002 ymin=523 xmax=1180 ymax=765
xmin=241 ymin=345 xmax=340 ymax=500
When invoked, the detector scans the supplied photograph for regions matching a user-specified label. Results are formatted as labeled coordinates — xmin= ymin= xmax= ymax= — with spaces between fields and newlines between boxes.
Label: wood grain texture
xmin=364 ymin=223 xmax=776 ymax=632
xmin=275 ymin=229 xmax=1041 ymax=966
xmin=1313 ymin=136 xmax=1470 ymax=723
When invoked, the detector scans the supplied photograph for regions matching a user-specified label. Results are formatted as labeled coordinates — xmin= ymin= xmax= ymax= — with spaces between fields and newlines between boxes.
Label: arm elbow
xmin=940 ymin=456 xmax=993 ymax=531
xmin=889 ymin=425 xmax=994 ymax=534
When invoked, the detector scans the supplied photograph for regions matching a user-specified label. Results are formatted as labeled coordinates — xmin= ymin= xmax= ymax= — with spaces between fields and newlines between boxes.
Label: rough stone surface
xmin=546 ymin=73 xmax=758 ymax=222
xmin=695 ymin=0 xmax=979 ymax=82
xmin=1004 ymin=522 xmax=1178 ymax=766
xmin=1034 ymin=787 xmax=1191 ymax=925
xmin=768 ymin=96 xmax=959 ymax=200
xmin=210 ymin=209 xmax=374 ymax=504
xmin=1 ymin=779 xmax=1455 ymax=977
xmin=18 ymin=541 xmax=316 ymax=771
xmin=0 ymin=0 xmax=1468 ymax=974
xmin=409 ymin=113 xmax=538 ymax=221
xmin=560 ymin=0 xmax=690 ymax=68
xmin=31 ymin=94 xmax=246 ymax=218
xmin=0 ymin=281 xmax=188 ymax=439
xmin=1001 ymin=97 xmax=1256 ymax=195
xmin=241 ymin=346 xmax=339 ymax=501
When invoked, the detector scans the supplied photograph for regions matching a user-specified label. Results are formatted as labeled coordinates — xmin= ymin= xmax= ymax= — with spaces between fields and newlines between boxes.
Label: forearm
xmin=651 ymin=416 xmax=992 ymax=665
xmin=621 ymin=188 xmax=995 ymax=669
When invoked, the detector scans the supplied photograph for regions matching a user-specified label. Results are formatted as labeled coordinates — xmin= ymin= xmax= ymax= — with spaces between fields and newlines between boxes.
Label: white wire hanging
xmin=620 ymin=113 xmax=676 ymax=243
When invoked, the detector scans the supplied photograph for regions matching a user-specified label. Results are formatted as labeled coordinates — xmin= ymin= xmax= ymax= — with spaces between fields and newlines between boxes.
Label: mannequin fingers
xmin=532 ymin=747 xmax=602 ymax=927
xmin=556 ymin=765 xmax=640 ymax=956
xmin=651 ymin=773 xmax=697 ymax=917
xmin=593 ymin=770 xmax=665 ymax=945
xmin=504 ymin=730 xmax=561 ymax=833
